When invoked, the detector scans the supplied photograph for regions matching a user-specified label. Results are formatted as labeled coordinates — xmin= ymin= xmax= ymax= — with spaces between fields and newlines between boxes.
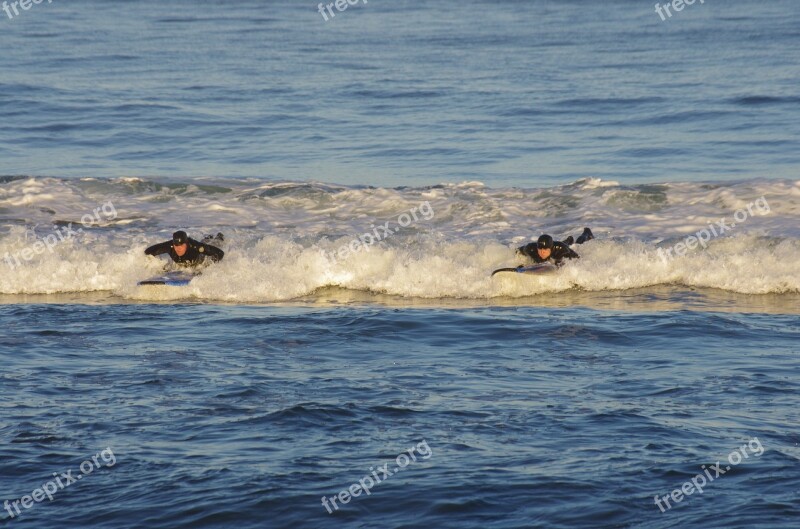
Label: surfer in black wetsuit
xmin=145 ymin=231 xmax=224 ymax=267
xmin=517 ymin=228 xmax=594 ymax=266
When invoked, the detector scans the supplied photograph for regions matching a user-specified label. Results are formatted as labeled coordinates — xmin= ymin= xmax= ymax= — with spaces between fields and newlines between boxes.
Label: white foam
xmin=0 ymin=177 xmax=797 ymax=299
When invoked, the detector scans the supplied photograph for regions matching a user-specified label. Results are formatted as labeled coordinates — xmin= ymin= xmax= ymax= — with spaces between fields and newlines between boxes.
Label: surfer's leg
xmin=575 ymin=227 xmax=594 ymax=245
xmin=203 ymin=232 xmax=225 ymax=244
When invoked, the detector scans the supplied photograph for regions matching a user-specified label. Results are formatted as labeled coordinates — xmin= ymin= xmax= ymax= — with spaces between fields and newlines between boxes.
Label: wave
xmin=0 ymin=176 xmax=798 ymax=300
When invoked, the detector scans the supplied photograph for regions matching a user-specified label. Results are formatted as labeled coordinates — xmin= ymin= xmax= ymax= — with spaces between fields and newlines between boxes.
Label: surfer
xmin=144 ymin=231 xmax=224 ymax=267
xmin=517 ymin=228 xmax=594 ymax=266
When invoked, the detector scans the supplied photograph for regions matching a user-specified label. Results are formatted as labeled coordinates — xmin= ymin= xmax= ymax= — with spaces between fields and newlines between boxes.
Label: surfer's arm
xmin=553 ymin=243 xmax=579 ymax=261
xmin=145 ymin=241 xmax=172 ymax=256
xmin=199 ymin=244 xmax=224 ymax=262
xmin=516 ymin=243 xmax=537 ymax=259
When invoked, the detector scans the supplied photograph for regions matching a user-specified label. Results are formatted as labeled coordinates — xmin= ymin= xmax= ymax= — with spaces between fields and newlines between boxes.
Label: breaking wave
xmin=0 ymin=176 xmax=798 ymax=300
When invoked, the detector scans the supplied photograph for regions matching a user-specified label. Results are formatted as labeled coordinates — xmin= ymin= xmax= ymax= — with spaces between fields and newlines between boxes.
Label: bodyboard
xmin=138 ymin=271 xmax=195 ymax=286
xmin=491 ymin=263 xmax=557 ymax=277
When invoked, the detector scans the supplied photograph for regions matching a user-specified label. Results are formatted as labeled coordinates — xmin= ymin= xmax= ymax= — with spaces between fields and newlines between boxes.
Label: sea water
xmin=1 ymin=1 xmax=799 ymax=528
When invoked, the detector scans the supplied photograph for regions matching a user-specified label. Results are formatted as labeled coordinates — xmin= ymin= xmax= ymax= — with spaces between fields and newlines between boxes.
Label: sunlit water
xmin=0 ymin=0 xmax=799 ymax=186
xmin=1 ymin=1 xmax=799 ymax=528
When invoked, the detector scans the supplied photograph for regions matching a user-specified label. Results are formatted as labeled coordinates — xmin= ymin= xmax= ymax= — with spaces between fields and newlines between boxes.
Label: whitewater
xmin=0 ymin=176 xmax=797 ymax=301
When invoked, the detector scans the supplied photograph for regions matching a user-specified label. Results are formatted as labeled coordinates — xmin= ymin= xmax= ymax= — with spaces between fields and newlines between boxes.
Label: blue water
xmin=1 ymin=0 xmax=799 ymax=186
xmin=1 ymin=1 xmax=799 ymax=528
xmin=1 ymin=301 xmax=799 ymax=528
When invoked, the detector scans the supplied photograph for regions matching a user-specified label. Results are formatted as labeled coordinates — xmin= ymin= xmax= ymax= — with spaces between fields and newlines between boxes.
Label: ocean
xmin=1 ymin=1 xmax=799 ymax=528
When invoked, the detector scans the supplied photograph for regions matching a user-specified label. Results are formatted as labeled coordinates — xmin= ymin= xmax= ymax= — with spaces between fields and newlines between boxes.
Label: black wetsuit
xmin=517 ymin=240 xmax=579 ymax=265
xmin=145 ymin=237 xmax=224 ymax=266
xmin=515 ymin=228 xmax=593 ymax=266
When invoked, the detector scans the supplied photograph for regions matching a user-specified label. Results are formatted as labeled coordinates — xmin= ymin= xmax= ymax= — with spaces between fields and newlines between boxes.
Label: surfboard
xmin=138 ymin=271 xmax=195 ymax=286
xmin=491 ymin=263 xmax=557 ymax=277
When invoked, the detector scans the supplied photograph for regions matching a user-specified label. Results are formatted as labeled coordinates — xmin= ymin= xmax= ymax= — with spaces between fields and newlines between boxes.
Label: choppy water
xmin=1 ymin=1 xmax=799 ymax=528
xmin=1 ymin=303 xmax=799 ymax=529
xmin=1 ymin=0 xmax=799 ymax=186
xmin=0 ymin=176 xmax=798 ymax=300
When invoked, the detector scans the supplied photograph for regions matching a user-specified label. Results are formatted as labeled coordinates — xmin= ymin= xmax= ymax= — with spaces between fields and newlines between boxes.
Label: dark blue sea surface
xmin=1 ymin=299 xmax=798 ymax=528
